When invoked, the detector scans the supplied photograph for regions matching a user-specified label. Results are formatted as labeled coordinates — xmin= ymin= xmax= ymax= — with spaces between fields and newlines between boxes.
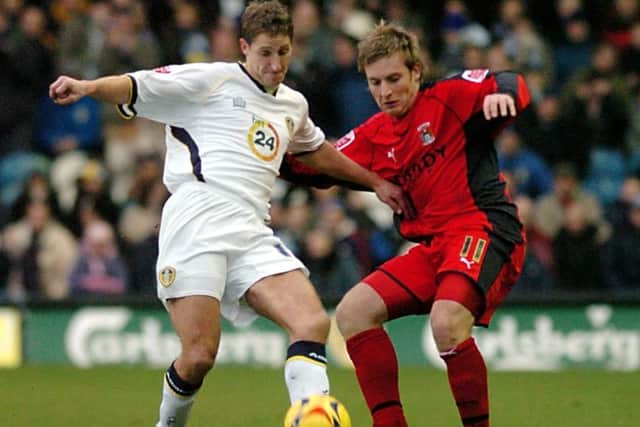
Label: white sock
xmin=156 ymin=378 xmax=196 ymax=427
xmin=284 ymin=341 xmax=330 ymax=403
xmin=156 ymin=363 xmax=201 ymax=427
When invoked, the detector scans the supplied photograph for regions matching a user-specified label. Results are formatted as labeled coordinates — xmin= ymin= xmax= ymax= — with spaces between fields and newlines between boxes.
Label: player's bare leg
xmin=246 ymin=270 xmax=331 ymax=402
xmin=156 ymin=295 xmax=221 ymax=427
xmin=432 ymin=273 xmax=488 ymax=427
xmin=336 ymin=283 xmax=408 ymax=427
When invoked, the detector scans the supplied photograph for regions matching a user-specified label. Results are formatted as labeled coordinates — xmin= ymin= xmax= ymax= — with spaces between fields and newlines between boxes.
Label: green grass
xmin=1 ymin=366 xmax=639 ymax=426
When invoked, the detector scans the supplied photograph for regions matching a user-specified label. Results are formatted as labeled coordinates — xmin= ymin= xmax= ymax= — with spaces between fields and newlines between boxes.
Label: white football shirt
xmin=118 ymin=62 xmax=325 ymax=220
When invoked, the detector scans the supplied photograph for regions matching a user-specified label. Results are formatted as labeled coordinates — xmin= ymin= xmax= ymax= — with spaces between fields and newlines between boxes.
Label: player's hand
xmin=483 ymin=93 xmax=516 ymax=120
xmin=49 ymin=75 xmax=88 ymax=105
xmin=373 ymin=180 xmax=417 ymax=219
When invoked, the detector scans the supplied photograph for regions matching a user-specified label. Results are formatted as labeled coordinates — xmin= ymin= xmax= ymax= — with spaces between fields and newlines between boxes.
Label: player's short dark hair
xmin=357 ymin=22 xmax=422 ymax=74
xmin=241 ymin=1 xmax=293 ymax=43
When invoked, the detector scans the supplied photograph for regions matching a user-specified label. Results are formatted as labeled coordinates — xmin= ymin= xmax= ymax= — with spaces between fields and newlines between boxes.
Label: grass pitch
xmin=1 ymin=366 xmax=639 ymax=426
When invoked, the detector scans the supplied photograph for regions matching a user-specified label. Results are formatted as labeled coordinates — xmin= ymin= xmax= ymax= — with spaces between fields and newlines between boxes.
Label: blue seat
xmin=628 ymin=149 xmax=640 ymax=175
xmin=0 ymin=151 xmax=50 ymax=206
xmin=33 ymin=96 xmax=102 ymax=154
xmin=584 ymin=148 xmax=626 ymax=206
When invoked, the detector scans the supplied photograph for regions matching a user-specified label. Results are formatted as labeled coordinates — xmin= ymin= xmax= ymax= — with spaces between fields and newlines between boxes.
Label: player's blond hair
xmin=357 ymin=22 xmax=423 ymax=76
xmin=241 ymin=1 xmax=293 ymax=43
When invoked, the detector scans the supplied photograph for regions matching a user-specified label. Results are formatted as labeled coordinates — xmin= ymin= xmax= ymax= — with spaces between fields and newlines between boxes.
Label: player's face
xmin=240 ymin=33 xmax=292 ymax=93
xmin=365 ymin=52 xmax=421 ymax=118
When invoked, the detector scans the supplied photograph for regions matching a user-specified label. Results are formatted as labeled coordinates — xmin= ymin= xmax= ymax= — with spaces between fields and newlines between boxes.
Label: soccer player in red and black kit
xmin=281 ymin=23 xmax=530 ymax=427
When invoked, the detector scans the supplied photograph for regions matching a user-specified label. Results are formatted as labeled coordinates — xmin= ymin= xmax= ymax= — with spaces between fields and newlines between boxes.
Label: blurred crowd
xmin=0 ymin=0 xmax=639 ymax=304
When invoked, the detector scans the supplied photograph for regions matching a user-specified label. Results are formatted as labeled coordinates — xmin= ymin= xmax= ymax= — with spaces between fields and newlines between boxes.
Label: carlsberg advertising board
xmin=22 ymin=305 xmax=640 ymax=371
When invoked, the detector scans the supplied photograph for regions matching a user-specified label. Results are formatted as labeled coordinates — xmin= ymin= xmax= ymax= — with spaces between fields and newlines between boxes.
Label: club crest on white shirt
xmin=158 ymin=266 xmax=176 ymax=287
xmin=248 ymin=120 xmax=280 ymax=161
xmin=285 ymin=116 xmax=295 ymax=135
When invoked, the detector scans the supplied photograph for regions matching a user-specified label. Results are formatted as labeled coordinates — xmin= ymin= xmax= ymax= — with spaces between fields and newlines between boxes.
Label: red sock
xmin=440 ymin=337 xmax=489 ymax=427
xmin=346 ymin=328 xmax=407 ymax=427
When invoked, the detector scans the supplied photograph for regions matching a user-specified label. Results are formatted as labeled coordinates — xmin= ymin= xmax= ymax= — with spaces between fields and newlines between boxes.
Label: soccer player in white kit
xmin=49 ymin=1 xmax=413 ymax=426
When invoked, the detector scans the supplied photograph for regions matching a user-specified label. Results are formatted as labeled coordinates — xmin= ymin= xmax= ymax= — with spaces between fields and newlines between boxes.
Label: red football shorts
xmin=363 ymin=229 xmax=525 ymax=326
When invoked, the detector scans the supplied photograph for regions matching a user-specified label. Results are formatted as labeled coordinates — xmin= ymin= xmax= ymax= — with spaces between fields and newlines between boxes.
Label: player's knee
xmin=182 ymin=345 xmax=217 ymax=375
xmin=335 ymin=297 xmax=370 ymax=339
xmin=430 ymin=313 xmax=470 ymax=352
xmin=292 ymin=309 xmax=330 ymax=341
xmin=430 ymin=300 xmax=474 ymax=352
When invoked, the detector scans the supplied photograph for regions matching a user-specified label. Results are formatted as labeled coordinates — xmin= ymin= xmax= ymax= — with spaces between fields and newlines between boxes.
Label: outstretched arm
xmin=296 ymin=142 xmax=415 ymax=218
xmin=49 ymin=75 xmax=132 ymax=106
xmin=280 ymin=153 xmax=370 ymax=191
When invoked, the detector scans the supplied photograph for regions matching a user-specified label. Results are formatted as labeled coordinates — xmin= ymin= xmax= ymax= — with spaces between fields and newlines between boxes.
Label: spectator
xmin=55 ymin=0 xmax=110 ymax=79
xmin=606 ymin=175 xmax=640 ymax=228
xmin=2 ymin=196 xmax=77 ymax=301
xmin=552 ymin=202 xmax=605 ymax=291
xmin=8 ymin=171 xmax=62 ymax=225
xmin=290 ymin=0 xmax=335 ymax=71
xmin=300 ymin=225 xmax=362 ymax=303
xmin=286 ymin=0 xmax=334 ymax=135
xmin=343 ymin=189 xmax=399 ymax=272
xmin=491 ymin=0 xmax=526 ymax=42
xmin=601 ymin=0 xmax=639 ymax=50
xmin=628 ymin=86 xmax=640 ymax=159
xmin=534 ymin=162 xmax=609 ymax=240
xmin=326 ymin=31 xmax=379 ymax=137
xmin=486 ymin=41 xmax=513 ymax=72
xmin=497 ymin=127 xmax=553 ymax=198
xmin=510 ymin=195 xmax=554 ymax=295
xmin=0 ymin=5 xmax=54 ymax=155
xmin=70 ymin=219 xmax=127 ymax=296
xmin=504 ymin=17 xmax=553 ymax=79
xmin=209 ymin=16 xmax=240 ymax=62
xmin=561 ymin=42 xmax=631 ymax=154
xmin=173 ymin=0 xmax=210 ymax=64
xmin=553 ymin=10 xmax=594 ymax=90
xmin=604 ymin=194 xmax=640 ymax=296
xmin=273 ymin=187 xmax=314 ymax=257
xmin=439 ymin=0 xmax=490 ymax=74
xmin=384 ymin=0 xmax=426 ymax=42
xmin=97 ymin=0 xmax=160 ymax=78
xmin=118 ymin=155 xmax=167 ymax=295
xmin=67 ymin=159 xmax=120 ymax=237
xmin=620 ymin=21 xmax=640 ymax=90
xmin=516 ymin=93 xmax=583 ymax=170
xmin=48 ymin=0 xmax=88 ymax=30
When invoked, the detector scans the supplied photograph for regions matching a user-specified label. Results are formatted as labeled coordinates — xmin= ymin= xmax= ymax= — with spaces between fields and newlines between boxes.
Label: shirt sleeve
xmin=288 ymin=98 xmax=326 ymax=154
xmin=117 ymin=63 xmax=228 ymax=125
xmin=439 ymin=69 xmax=531 ymax=123
xmin=279 ymin=125 xmax=374 ymax=190
xmin=334 ymin=126 xmax=374 ymax=169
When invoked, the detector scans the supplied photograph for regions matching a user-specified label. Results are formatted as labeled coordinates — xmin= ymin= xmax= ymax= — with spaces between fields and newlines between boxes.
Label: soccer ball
xmin=284 ymin=394 xmax=352 ymax=427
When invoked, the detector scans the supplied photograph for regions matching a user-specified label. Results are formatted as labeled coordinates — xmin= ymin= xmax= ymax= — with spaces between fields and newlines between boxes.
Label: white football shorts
xmin=156 ymin=182 xmax=308 ymax=326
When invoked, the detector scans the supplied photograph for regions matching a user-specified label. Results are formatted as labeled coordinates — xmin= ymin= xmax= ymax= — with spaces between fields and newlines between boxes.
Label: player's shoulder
xmin=361 ymin=111 xmax=389 ymax=129
xmin=276 ymin=82 xmax=308 ymax=105
xmin=184 ymin=61 xmax=238 ymax=76
xmin=431 ymin=69 xmax=492 ymax=90
xmin=445 ymin=69 xmax=491 ymax=84
xmin=146 ymin=61 xmax=235 ymax=79
xmin=423 ymin=70 xmax=495 ymax=104
xmin=353 ymin=111 xmax=393 ymax=143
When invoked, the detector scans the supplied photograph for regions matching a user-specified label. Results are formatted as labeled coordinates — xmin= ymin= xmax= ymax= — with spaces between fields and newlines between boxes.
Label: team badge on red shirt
xmin=461 ymin=69 xmax=489 ymax=83
xmin=417 ymin=122 xmax=435 ymax=146
xmin=335 ymin=130 xmax=355 ymax=151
